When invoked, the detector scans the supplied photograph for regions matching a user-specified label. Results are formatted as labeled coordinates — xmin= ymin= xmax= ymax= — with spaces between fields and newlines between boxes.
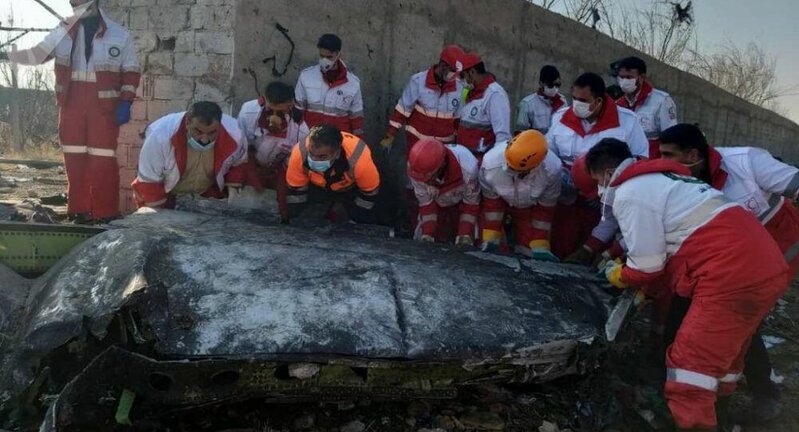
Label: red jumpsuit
xmin=54 ymin=11 xmax=140 ymax=219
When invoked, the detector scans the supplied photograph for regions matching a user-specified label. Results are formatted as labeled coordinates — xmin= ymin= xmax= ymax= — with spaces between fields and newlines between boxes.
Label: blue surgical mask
xmin=307 ymin=155 xmax=332 ymax=173
xmin=188 ymin=136 xmax=215 ymax=152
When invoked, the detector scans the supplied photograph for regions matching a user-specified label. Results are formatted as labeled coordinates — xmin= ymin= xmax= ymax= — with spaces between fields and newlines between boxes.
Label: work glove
xmin=420 ymin=234 xmax=435 ymax=243
xmin=564 ymin=245 xmax=593 ymax=265
xmin=480 ymin=240 xmax=500 ymax=253
xmin=455 ymin=235 xmax=473 ymax=247
xmin=116 ymin=100 xmax=132 ymax=125
xmin=593 ymin=250 xmax=613 ymax=272
xmin=603 ymin=259 xmax=628 ymax=289
xmin=379 ymin=135 xmax=395 ymax=150
xmin=531 ymin=247 xmax=560 ymax=263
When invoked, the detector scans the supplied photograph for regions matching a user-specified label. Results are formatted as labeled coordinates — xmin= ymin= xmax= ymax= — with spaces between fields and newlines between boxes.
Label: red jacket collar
xmin=610 ymin=159 xmax=691 ymax=187
xmin=466 ymin=74 xmax=496 ymax=103
xmin=172 ymin=114 xmax=239 ymax=176
xmin=559 ymin=95 xmax=620 ymax=137
xmin=434 ymin=148 xmax=465 ymax=193
xmin=616 ymin=81 xmax=653 ymax=110
xmin=323 ymin=60 xmax=349 ymax=87
xmin=425 ymin=66 xmax=457 ymax=92
xmin=707 ymin=145 xmax=729 ymax=190
xmin=537 ymin=89 xmax=565 ymax=112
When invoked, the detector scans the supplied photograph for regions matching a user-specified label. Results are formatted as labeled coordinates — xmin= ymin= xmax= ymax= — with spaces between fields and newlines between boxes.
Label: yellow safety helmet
xmin=504 ymin=130 xmax=548 ymax=172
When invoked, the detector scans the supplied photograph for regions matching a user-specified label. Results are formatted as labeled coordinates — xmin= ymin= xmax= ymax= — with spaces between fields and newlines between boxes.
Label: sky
xmin=2 ymin=0 xmax=798 ymax=122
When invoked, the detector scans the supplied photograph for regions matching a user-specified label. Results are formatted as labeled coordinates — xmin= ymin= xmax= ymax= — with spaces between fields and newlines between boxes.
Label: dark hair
xmin=264 ymin=81 xmax=295 ymax=104
xmin=585 ymin=138 xmax=633 ymax=174
xmin=188 ymin=101 xmax=222 ymax=125
xmin=539 ymin=65 xmax=560 ymax=84
xmin=573 ymin=72 xmax=606 ymax=99
xmin=317 ymin=34 xmax=342 ymax=52
xmin=660 ymin=123 xmax=709 ymax=160
xmin=618 ymin=56 xmax=647 ymax=74
xmin=466 ymin=62 xmax=487 ymax=75
xmin=309 ymin=125 xmax=343 ymax=150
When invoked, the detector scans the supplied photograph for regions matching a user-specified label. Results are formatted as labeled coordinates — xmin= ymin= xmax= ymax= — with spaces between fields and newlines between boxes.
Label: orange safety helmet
xmin=440 ymin=45 xmax=465 ymax=73
xmin=571 ymin=153 xmax=599 ymax=200
xmin=408 ymin=138 xmax=447 ymax=183
xmin=504 ymin=130 xmax=548 ymax=172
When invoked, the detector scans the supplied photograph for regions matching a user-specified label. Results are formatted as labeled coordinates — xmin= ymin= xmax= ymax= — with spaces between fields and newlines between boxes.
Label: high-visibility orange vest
xmin=286 ymin=132 xmax=380 ymax=193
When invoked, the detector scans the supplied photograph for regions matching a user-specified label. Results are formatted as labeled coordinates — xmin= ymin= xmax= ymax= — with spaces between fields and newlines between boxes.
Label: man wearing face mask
xmin=586 ymin=139 xmax=788 ymax=431
xmin=479 ymin=130 xmax=561 ymax=261
xmin=380 ymin=45 xmax=465 ymax=151
xmin=285 ymin=125 xmax=380 ymax=223
xmin=406 ymin=138 xmax=480 ymax=245
xmin=455 ymin=53 xmax=511 ymax=158
xmin=48 ymin=0 xmax=140 ymax=222
xmin=545 ymin=72 xmax=648 ymax=259
xmin=237 ymin=82 xmax=310 ymax=220
xmin=295 ymin=34 xmax=364 ymax=137
xmin=515 ymin=65 xmax=569 ymax=134
xmin=132 ymin=102 xmax=248 ymax=208
xmin=615 ymin=56 xmax=678 ymax=159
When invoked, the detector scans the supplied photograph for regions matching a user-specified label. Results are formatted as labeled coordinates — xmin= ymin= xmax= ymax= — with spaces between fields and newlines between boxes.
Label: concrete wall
xmin=230 ymin=0 xmax=799 ymax=162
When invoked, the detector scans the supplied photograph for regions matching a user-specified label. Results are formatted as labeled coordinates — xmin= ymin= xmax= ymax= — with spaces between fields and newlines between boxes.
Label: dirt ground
xmin=3 ymin=164 xmax=799 ymax=431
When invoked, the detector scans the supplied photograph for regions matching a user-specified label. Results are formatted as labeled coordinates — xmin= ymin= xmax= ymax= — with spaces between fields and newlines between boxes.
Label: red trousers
xmin=765 ymin=200 xmax=799 ymax=280
xmin=550 ymin=202 xmax=600 ymax=259
xmin=58 ymin=82 xmax=121 ymax=219
xmin=416 ymin=205 xmax=459 ymax=243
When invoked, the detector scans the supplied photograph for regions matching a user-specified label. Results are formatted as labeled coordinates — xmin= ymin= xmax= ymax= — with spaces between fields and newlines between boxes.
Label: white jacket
xmin=456 ymin=79 xmax=512 ymax=152
xmin=237 ymin=100 xmax=310 ymax=167
xmin=620 ymin=87 xmax=678 ymax=139
xmin=479 ymin=141 xmax=562 ymax=208
xmin=295 ymin=63 xmax=364 ymax=135
xmin=411 ymin=144 xmax=481 ymax=208
xmin=138 ymin=112 xmax=247 ymax=195
xmin=717 ymin=146 xmax=799 ymax=223
xmin=516 ymin=92 xmax=569 ymax=134
xmin=546 ymin=102 xmax=649 ymax=167
xmin=609 ymin=159 xmax=737 ymax=274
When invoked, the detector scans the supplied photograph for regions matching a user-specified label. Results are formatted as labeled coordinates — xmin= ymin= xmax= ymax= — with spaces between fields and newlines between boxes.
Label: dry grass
xmin=0 ymin=141 xmax=62 ymax=162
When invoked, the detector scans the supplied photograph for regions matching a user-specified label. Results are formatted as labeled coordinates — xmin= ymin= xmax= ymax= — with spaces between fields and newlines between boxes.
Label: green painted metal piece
xmin=115 ymin=389 xmax=136 ymax=426
xmin=0 ymin=222 xmax=105 ymax=275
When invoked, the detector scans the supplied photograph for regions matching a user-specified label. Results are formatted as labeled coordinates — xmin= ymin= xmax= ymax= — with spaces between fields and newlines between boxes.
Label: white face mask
xmin=319 ymin=56 xmax=337 ymax=73
xmin=543 ymin=86 xmax=559 ymax=98
xmin=572 ymin=100 xmax=593 ymax=119
xmin=618 ymin=77 xmax=638 ymax=94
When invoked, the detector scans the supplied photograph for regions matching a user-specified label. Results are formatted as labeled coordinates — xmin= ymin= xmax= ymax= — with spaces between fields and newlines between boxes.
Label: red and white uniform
xmin=515 ymin=92 xmax=568 ymax=134
xmin=708 ymin=146 xmax=799 ymax=278
xmin=479 ymin=141 xmax=562 ymax=251
xmin=388 ymin=68 xmax=464 ymax=148
xmin=295 ymin=60 xmax=364 ymax=136
xmin=456 ymin=75 xmax=511 ymax=155
xmin=616 ymin=82 xmax=677 ymax=158
xmin=546 ymin=98 xmax=649 ymax=258
xmin=132 ymin=112 xmax=248 ymax=208
xmin=54 ymin=10 xmax=140 ymax=218
xmin=411 ymin=145 xmax=481 ymax=241
xmin=609 ymin=158 xmax=788 ymax=430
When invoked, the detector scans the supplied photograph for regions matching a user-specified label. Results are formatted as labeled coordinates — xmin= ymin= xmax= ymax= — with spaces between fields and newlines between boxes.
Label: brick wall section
xmin=101 ymin=0 xmax=236 ymax=214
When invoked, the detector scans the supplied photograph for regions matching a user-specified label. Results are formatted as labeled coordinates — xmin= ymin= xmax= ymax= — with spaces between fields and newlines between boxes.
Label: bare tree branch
xmin=0 ymin=25 xmax=53 ymax=32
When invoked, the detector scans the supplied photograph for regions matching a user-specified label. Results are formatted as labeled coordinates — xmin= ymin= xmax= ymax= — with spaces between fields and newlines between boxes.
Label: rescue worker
xmin=237 ymin=81 xmax=310 ymax=220
xmin=615 ymin=56 xmax=678 ymax=158
xmin=479 ymin=130 xmax=561 ymax=261
xmin=295 ymin=34 xmax=364 ymax=137
xmin=456 ymin=53 xmax=511 ymax=158
xmin=56 ymin=0 xmax=140 ymax=222
xmin=515 ymin=65 xmax=569 ymax=134
xmin=546 ymin=72 xmax=648 ymax=259
xmin=132 ymin=102 xmax=248 ymax=208
xmin=587 ymin=138 xmax=788 ymax=431
xmin=285 ymin=125 xmax=379 ymax=223
xmin=380 ymin=45 xmax=465 ymax=151
xmin=658 ymin=123 xmax=799 ymax=420
xmin=406 ymin=138 xmax=480 ymax=245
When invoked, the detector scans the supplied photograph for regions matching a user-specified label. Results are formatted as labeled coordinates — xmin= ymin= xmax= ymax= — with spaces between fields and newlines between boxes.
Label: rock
xmin=432 ymin=415 xmax=456 ymax=430
xmin=417 ymin=429 xmax=447 ymax=432
xmin=489 ymin=403 xmax=507 ymax=414
xmin=289 ymin=363 xmax=320 ymax=379
xmin=340 ymin=420 xmax=366 ymax=432
xmin=27 ymin=190 xmax=39 ymax=198
xmin=291 ymin=413 xmax=315 ymax=431
xmin=337 ymin=401 xmax=356 ymax=411
xmin=538 ymin=421 xmax=559 ymax=432
xmin=459 ymin=411 xmax=505 ymax=430
xmin=407 ymin=400 xmax=430 ymax=417
xmin=517 ymin=394 xmax=537 ymax=406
